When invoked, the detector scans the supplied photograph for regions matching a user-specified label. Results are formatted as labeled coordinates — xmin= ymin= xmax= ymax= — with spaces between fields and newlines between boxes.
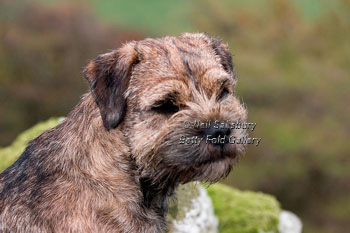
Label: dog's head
xmin=84 ymin=33 xmax=247 ymax=185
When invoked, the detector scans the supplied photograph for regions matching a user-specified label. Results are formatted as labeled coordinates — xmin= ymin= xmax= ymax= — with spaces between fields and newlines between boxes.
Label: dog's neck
xmin=139 ymin=176 xmax=178 ymax=217
xmin=56 ymin=93 xmax=172 ymax=230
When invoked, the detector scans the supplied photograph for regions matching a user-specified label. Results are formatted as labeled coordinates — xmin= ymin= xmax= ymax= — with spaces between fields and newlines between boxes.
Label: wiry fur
xmin=0 ymin=33 xmax=247 ymax=233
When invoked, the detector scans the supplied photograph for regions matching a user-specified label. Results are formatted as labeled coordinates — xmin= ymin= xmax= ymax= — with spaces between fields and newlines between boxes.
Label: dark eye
xmin=152 ymin=100 xmax=179 ymax=114
xmin=218 ymin=88 xmax=230 ymax=101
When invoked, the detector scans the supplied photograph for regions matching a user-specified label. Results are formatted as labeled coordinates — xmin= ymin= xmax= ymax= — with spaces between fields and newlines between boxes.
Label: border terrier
xmin=0 ymin=33 xmax=247 ymax=233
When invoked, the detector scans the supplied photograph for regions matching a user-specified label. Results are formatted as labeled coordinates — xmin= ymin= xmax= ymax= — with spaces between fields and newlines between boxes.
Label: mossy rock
xmin=167 ymin=182 xmax=280 ymax=233
xmin=207 ymin=183 xmax=280 ymax=233
xmin=0 ymin=118 xmax=281 ymax=233
xmin=0 ymin=117 xmax=61 ymax=172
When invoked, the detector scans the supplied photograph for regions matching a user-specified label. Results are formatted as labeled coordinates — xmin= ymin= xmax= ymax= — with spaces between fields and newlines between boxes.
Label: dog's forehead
xmin=131 ymin=36 xmax=232 ymax=98
xmin=137 ymin=36 xmax=219 ymax=71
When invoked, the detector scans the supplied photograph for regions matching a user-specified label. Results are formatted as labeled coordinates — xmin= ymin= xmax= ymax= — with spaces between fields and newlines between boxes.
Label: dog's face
xmin=84 ymin=33 xmax=247 ymax=185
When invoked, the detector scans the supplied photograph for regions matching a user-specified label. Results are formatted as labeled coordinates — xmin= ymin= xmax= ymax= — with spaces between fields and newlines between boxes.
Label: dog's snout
xmin=205 ymin=126 xmax=231 ymax=139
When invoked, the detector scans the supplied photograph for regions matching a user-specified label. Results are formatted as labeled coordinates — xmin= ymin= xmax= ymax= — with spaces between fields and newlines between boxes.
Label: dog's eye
xmin=218 ymin=88 xmax=230 ymax=101
xmin=152 ymin=100 xmax=179 ymax=114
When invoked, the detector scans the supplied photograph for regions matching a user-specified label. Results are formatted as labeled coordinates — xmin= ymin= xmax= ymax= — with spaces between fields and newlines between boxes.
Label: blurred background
xmin=0 ymin=0 xmax=349 ymax=232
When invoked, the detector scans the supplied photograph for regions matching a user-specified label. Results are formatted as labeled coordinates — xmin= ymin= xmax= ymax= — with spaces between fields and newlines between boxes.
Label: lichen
xmin=168 ymin=182 xmax=218 ymax=233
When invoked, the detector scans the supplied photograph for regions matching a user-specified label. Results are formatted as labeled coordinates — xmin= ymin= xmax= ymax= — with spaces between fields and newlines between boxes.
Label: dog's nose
xmin=206 ymin=127 xmax=231 ymax=138
xmin=205 ymin=126 xmax=231 ymax=147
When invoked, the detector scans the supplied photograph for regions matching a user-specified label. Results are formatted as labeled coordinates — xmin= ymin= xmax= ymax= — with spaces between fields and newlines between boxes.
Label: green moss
xmin=0 ymin=117 xmax=61 ymax=172
xmin=207 ymin=183 xmax=280 ymax=233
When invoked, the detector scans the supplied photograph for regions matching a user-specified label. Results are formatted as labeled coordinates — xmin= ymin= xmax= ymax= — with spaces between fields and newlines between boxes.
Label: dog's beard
xmin=153 ymin=131 xmax=246 ymax=184
xmin=136 ymin=113 xmax=247 ymax=186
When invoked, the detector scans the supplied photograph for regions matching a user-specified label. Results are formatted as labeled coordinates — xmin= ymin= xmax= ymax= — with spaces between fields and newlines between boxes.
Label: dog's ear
xmin=84 ymin=42 xmax=139 ymax=130
xmin=210 ymin=37 xmax=234 ymax=75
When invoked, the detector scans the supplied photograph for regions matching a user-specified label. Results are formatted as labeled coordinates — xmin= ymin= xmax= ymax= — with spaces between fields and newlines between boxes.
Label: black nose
xmin=206 ymin=127 xmax=231 ymax=138
xmin=205 ymin=125 xmax=231 ymax=146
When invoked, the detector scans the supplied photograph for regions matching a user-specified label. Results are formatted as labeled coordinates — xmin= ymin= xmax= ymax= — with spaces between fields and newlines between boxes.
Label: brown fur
xmin=0 ymin=33 xmax=247 ymax=233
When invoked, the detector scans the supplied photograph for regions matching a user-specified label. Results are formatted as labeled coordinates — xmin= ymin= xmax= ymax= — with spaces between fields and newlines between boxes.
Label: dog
xmin=0 ymin=33 xmax=247 ymax=233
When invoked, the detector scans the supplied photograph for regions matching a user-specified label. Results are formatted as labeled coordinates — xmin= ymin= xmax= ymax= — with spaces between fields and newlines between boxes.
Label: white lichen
xmin=171 ymin=182 xmax=218 ymax=233
xmin=278 ymin=210 xmax=303 ymax=233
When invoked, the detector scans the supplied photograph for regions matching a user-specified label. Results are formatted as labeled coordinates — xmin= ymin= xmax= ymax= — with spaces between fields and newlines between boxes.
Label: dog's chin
xmin=196 ymin=141 xmax=238 ymax=164
xmin=176 ymin=155 xmax=235 ymax=184
xmin=175 ymin=142 xmax=242 ymax=184
xmin=144 ymin=132 xmax=245 ymax=185
xmin=193 ymin=144 xmax=238 ymax=181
